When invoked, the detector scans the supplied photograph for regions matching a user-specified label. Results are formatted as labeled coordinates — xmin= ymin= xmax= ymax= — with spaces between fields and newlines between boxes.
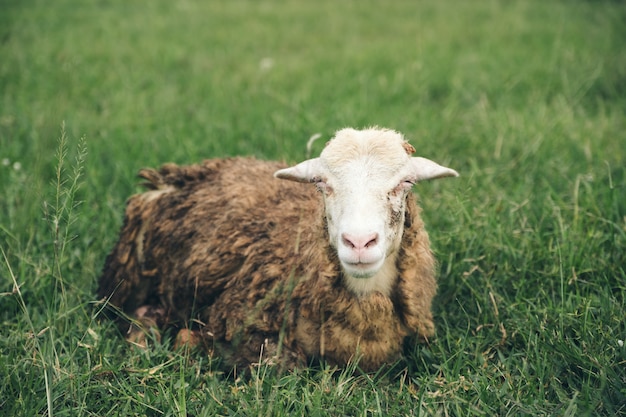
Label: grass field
xmin=1 ymin=0 xmax=625 ymax=415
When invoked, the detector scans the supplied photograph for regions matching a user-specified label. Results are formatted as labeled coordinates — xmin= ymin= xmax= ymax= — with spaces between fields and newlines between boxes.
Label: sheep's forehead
xmin=320 ymin=128 xmax=411 ymax=183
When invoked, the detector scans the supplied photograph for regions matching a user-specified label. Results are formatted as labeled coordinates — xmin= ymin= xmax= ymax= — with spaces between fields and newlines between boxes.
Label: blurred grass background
xmin=1 ymin=0 xmax=625 ymax=415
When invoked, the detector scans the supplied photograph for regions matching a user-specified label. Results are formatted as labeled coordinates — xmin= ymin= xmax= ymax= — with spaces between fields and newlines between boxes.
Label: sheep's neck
xmin=342 ymin=252 xmax=397 ymax=297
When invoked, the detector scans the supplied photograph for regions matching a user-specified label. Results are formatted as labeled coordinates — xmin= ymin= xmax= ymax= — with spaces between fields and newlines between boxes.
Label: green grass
xmin=1 ymin=0 xmax=625 ymax=415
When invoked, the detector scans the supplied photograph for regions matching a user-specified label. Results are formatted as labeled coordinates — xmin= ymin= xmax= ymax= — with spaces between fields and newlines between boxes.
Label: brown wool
xmin=98 ymin=156 xmax=438 ymax=372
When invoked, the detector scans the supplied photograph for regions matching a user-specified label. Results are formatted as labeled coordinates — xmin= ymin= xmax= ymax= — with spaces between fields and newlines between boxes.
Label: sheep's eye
xmin=390 ymin=180 xmax=414 ymax=197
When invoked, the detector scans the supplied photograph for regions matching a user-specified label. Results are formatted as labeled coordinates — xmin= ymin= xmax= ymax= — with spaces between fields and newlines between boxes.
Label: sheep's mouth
xmin=341 ymin=260 xmax=381 ymax=279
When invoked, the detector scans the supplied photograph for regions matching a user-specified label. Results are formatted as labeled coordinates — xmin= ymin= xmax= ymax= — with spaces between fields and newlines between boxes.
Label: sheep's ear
xmin=274 ymin=158 xmax=323 ymax=183
xmin=410 ymin=157 xmax=459 ymax=182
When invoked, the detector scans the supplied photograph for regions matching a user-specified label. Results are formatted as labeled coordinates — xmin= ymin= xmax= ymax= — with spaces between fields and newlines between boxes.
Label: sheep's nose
xmin=341 ymin=232 xmax=379 ymax=251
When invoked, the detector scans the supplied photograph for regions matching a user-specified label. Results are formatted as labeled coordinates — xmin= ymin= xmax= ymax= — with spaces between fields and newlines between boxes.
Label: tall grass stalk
xmin=45 ymin=123 xmax=87 ymax=297
xmin=29 ymin=126 xmax=87 ymax=417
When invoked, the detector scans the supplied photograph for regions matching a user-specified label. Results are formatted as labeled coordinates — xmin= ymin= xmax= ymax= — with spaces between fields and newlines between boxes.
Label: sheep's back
xmin=98 ymin=157 xmax=322 ymax=338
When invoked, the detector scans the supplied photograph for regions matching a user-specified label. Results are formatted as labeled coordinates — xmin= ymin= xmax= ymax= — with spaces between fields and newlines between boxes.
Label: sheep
xmin=98 ymin=127 xmax=458 ymax=372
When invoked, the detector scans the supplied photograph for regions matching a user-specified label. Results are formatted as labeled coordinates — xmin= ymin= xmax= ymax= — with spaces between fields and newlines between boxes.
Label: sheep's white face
xmin=275 ymin=128 xmax=458 ymax=296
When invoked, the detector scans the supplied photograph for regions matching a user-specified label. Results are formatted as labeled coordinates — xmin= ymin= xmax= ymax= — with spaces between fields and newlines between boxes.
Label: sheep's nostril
xmin=342 ymin=234 xmax=355 ymax=249
xmin=342 ymin=233 xmax=379 ymax=250
xmin=365 ymin=235 xmax=378 ymax=248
